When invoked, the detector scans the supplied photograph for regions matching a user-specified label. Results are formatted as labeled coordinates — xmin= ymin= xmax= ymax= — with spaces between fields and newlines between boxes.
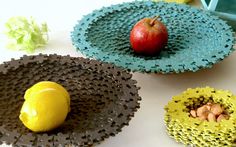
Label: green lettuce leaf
xmin=4 ymin=16 xmax=49 ymax=53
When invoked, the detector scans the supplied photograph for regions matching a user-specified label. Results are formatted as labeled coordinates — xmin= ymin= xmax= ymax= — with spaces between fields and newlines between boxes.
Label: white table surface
xmin=0 ymin=0 xmax=235 ymax=147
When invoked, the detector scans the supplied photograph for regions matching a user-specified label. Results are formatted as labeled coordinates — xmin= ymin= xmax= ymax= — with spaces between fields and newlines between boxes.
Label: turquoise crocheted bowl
xmin=71 ymin=1 xmax=235 ymax=73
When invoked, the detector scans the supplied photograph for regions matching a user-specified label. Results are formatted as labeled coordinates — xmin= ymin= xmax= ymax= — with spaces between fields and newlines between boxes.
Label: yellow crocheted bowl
xmin=164 ymin=87 xmax=236 ymax=146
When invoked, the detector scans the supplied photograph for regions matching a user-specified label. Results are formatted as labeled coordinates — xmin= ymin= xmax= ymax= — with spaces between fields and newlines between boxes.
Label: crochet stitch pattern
xmin=0 ymin=54 xmax=141 ymax=146
xmin=71 ymin=1 xmax=235 ymax=73
xmin=165 ymin=87 xmax=236 ymax=146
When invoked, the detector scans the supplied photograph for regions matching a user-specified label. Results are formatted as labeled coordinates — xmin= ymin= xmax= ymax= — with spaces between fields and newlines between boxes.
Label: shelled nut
xmin=190 ymin=110 xmax=197 ymax=118
xmin=211 ymin=104 xmax=223 ymax=116
xmin=208 ymin=113 xmax=216 ymax=122
xmin=197 ymin=105 xmax=208 ymax=117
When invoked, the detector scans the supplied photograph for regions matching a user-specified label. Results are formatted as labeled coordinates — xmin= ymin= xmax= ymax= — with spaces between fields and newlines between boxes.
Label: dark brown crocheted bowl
xmin=0 ymin=54 xmax=141 ymax=146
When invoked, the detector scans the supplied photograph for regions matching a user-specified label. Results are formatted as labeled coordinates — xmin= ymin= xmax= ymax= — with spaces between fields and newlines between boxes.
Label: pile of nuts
xmin=190 ymin=102 xmax=229 ymax=122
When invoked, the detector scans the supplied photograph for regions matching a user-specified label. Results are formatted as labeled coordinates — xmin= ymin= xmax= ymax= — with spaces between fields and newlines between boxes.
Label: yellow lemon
xmin=19 ymin=81 xmax=70 ymax=132
xmin=24 ymin=81 xmax=70 ymax=111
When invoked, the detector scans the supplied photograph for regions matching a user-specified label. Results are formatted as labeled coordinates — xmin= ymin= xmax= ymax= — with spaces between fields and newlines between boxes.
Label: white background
xmin=0 ymin=0 xmax=235 ymax=147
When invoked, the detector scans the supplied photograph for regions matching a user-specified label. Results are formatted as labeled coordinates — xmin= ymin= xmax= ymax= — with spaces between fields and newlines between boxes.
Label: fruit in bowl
xmin=130 ymin=16 xmax=168 ymax=55
xmin=19 ymin=81 xmax=70 ymax=132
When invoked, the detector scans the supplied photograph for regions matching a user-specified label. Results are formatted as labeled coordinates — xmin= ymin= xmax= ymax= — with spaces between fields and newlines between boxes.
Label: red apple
xmin=130 ymin=16 xmax=168 ymax=55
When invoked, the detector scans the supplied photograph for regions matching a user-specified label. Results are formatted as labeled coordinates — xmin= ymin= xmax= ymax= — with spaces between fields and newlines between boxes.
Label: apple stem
xmin=150 ymin=16 xmax=160 ymax=26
